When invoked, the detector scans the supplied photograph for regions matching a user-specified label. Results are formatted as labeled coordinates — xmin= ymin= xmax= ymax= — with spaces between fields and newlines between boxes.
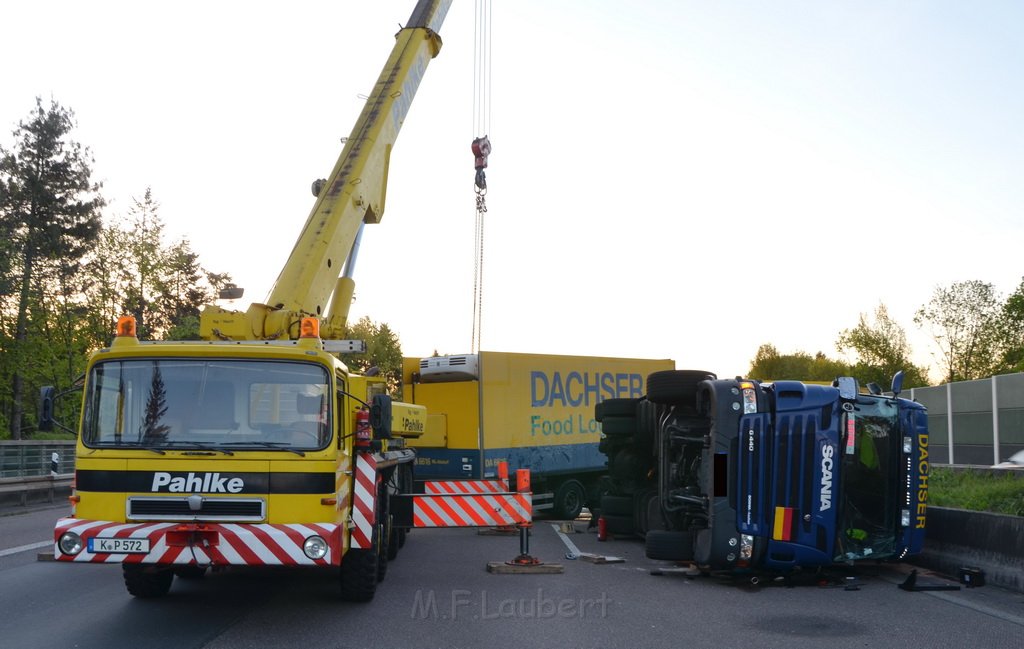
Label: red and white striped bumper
xmin=53 ymin=517 xmax=342 ymax=567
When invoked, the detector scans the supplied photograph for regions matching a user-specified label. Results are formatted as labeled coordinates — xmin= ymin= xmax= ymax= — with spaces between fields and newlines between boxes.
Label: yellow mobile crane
xmin=45 ymin=0 xmax=530 ymax=602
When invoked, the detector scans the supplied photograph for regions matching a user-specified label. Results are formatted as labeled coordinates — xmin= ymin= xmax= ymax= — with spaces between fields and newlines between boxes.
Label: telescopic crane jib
xmin=198 ymin=0 xmax=453 ymax=342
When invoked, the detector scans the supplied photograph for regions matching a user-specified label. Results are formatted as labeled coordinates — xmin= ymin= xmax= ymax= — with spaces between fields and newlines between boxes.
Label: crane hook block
xmin=472 ymin=136 xmax=491 ymax=171
xmin=472 ymin=136 xmax=491 ymax=191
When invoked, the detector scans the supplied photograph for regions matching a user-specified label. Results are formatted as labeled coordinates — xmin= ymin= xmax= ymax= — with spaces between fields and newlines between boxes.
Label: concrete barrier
xmin=911 ymin=506 xmax=1024 ymax=593
xmin=0 ymin=475 xmax=73 ymax=510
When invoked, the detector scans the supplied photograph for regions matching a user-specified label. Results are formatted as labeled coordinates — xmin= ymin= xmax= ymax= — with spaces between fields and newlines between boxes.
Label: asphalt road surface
xmin=2 ymin=503 xmax=1022 ymax=649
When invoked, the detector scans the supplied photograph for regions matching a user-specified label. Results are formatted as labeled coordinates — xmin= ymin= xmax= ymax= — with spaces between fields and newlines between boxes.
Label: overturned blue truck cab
xmin=597 ymin=371 xmax=928 ymax=575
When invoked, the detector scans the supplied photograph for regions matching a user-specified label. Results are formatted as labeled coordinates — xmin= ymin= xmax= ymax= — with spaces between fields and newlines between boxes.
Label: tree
xmin=836 ymin=304 xmax=930 ymax=389
xmin=79 ymin=188 xmax=230 ymax=344
xmin=0 ymin=98 xmax=104 ymax=438
xmin=995 ymin=276 xmax=1024 ymax=374
xmin=914 ymin=281 xmax=1002 ymax=383
xmin=123 ymin=188 xmax=165 ymax=339
xmin=748 ymin=344 xmax=850 ymax=382
xmin=340 ymin=316 xmax=404 ymax=395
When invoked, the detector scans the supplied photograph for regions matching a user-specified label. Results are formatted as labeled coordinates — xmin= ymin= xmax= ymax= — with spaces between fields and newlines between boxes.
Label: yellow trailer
xmin=403 ymin=351 xmax=674 ymax=518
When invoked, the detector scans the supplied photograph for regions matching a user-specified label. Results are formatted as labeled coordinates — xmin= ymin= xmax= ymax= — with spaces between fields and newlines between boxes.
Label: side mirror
xmin=38 ymin=386 xmax=56 ymax=432
xmin=370 ymin=394 xmax=393 ymax=440
xmin=891 ymin=370 xmax=904 ymax=398
xmin=836 ymin=376 xmax=859 ymax=401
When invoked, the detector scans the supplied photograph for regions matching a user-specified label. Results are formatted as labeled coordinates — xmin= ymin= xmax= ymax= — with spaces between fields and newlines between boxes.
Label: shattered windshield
xmin=835 ymin=395 xmax=900 ymax=561
xmin=82 ymin=359 xmax=331 ymax=451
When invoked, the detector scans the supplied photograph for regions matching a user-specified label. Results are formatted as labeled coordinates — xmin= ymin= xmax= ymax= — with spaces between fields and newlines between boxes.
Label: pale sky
xmin=3 ymin=1 xmax=1022 ymax=382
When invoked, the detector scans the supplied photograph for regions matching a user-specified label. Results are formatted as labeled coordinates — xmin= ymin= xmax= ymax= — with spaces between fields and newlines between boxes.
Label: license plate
xmin=88 ymin=537 xmax=151 ymax=554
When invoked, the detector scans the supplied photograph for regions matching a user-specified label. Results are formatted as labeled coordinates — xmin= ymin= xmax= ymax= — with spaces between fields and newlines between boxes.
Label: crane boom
xmin=200 ymin=0 xmax=452 ymax=341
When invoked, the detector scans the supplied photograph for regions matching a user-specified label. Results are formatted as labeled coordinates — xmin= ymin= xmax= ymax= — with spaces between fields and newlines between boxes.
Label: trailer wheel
xmin=645 ymin=530 xmax=694 ymax=561
xmin=340 ymin=534 xmax=379 ymax=602
xmin=553 ymin=480 xmax=586 ymax=520
xmin=123 ymin=564 xmax=174 ymax=598
xmin=647 ymin=370 xmax=716 ymax=406
xmin=596 ymin=398 xmax=639 ymax=422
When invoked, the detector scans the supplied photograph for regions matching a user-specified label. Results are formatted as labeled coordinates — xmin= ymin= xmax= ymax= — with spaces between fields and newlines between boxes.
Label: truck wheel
xmin=633 ymin=489 xmax=659 ymax=535
xmin=645 ymin=530 xmax=694 ymax=561
xmin=123 ymin=564 xmax=174 ymax=598
xmin=553 ymin=480 xmax=586 ymax=520
xmin=647 ymin=370 xmax=716 ymax=406
xmin=340 ymin=528 xmax=379 ymax=602
xmin=596 ymin=398 xmax=639 ymax=422
xmin=377 ymin=483 xmax=392 ymax=577
xmin=377 ymin=522 xmax=389 ymax=582
xmin=635 ymin=399 xmax=660 ymax=456
xmin=386 ymin=520 xmax=400 ymax=561
xmin=610 ymin=448 xmax=645 ymax=481
xmin=600 ymin=415 xmax=636 ymax=437
xmin=397 ymin=464 xmax=413 ymax=549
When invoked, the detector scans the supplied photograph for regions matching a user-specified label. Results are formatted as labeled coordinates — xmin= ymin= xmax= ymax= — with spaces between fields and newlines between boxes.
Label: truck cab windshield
xmin=82 ymin=359 xmax=331 ymax=452
xmin=835 ymin=396 xmax=900 ymax=561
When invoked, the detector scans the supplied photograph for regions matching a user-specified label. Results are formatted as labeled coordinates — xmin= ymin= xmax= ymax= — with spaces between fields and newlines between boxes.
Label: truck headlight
xmin=903 ymin=437 xmax=913 ymax=453
xmin=58 ymin=531 xmax=83 ymax=556
xmin=740 ymin=534 xmax=754 ymax=560
xmin=303 ymin=535 xmax=328 ymax=560
xmin=901 ymin=509 xmax=912 ymax=527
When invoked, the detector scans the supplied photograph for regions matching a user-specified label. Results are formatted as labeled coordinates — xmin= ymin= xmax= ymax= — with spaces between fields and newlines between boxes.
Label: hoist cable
xmin=471 ymin=0 xmax=492 ymax=353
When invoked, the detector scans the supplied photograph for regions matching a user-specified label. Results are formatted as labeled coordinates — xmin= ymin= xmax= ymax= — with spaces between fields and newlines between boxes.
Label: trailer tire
xmin=600 ymin=415 xmax=636 ymax=437
xmin=645 ymin=530 xmax=694 ymax=561
xmin=647 ymin=370 xmax=716 ymax=406
xmin=123 ymin=564 xmax=174 ymax=598
xmin=553 ymin=480 xmax=586 ymax=520
xmin=595 ymin=398 xmax=639 ymax=422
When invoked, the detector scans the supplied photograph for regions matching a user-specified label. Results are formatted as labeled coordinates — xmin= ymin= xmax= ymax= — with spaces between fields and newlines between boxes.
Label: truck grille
xmin=773 ymin=413 xmax=817 ymax=536
xmin=127 ymin=497 xmax=266 ymax=522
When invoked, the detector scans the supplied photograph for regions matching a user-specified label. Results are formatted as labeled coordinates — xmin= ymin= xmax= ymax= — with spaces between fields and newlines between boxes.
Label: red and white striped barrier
xmin=413 ymin=492 xmax=531 ymax=528
xmin=424 ymin=479 xmax=508 ymax=495
xmin=53 ymin=517 xmax=341 ymax=566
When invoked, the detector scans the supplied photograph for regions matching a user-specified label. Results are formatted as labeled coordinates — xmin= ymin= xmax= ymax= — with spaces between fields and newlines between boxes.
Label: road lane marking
xmin=0 ymin=541 xmax=51 ymax=558
xmin=551 ymin=523 xmax=582 ymax=559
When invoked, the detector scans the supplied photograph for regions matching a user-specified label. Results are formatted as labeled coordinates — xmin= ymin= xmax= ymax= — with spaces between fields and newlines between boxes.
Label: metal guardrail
xmin=0 ymin=441 xmax=77 ymax=479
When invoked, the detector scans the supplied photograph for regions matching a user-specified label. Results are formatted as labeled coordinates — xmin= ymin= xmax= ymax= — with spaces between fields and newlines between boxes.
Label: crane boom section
xmin=200 ymin=0 xmax=451 ymax=341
